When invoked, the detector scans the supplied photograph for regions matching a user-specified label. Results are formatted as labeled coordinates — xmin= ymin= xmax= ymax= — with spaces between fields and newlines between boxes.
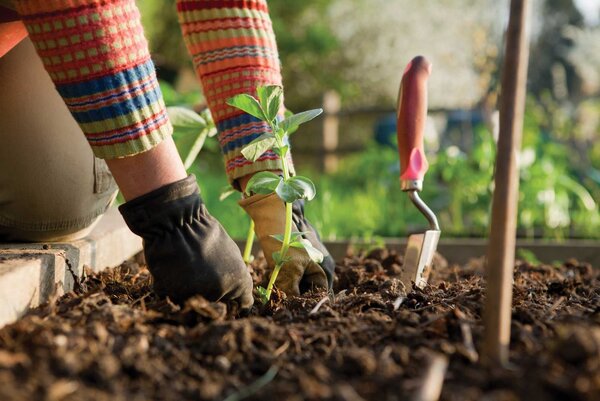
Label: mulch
xmin=0 ymin=248 xmax=598 ymax=401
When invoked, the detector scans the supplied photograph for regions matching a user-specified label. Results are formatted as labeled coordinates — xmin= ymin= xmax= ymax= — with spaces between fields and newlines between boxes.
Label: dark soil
xmin=0 ymin=249 xmax=598 ymax=401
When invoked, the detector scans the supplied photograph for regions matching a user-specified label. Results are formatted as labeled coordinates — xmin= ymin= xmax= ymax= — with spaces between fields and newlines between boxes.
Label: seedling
xmin=166 ymin=106 xmax=217 ymax=170
xmin=227 ymin=85 xmax=324 ymax=303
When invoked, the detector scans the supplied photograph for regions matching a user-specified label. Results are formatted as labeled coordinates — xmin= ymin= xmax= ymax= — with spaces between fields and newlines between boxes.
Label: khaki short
xmin=0 ymin=38 xmax=118 ymax=242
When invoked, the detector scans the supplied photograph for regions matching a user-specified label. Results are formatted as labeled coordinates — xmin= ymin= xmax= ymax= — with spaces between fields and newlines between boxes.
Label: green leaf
xmin=167 ymin=106 xmax=207 ymax=134
xmin=281 ymin=109 xmax=323 ymax=134
xmin=275 ymin=126 xmax=286 ymax=140
xmin=273 ymin=251 xmax=282 ymax=264
xmin=270 ymin=234 xmax=285 ymax=243
xmin=246 ymin=171 xmax=282 ymax=196
xmin=226 ymin=94 xmax=266 ymax=121
xmin=274 ymin=145 xmax=289 ymax=158
xmin=241 ymin=134 xmax=277 ymax=162
xmin=257 ymin=85 xmax=283 ymax=122
xmin=272 ymin=251 xmax=290 ymax=265
xmin=256 ymin=286 xmax=269 ymax=304
xmin=276 ymin=181 xmax=301 ymax=203
xmin=275 ymin=176 xmax=316 ymax=203
xmin=270 ymin=231 xmax=309 ymax=242
xmin=284 ymin=109 xmax=294 ymax=119
xmin=167 ymin=107 xmax=213 ymax=170
xmin=290 ymin=238 xmax=324 ymax=263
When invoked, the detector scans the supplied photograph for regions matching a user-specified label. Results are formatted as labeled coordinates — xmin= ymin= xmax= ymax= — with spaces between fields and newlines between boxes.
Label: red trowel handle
xmin=397 ymin=56 xmax=432 ymax=191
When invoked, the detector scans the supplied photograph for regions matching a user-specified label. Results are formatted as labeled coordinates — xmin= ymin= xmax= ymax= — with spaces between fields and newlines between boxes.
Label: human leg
xmin=0 ymin=38 xmax=117 ymax=242
xmin=14 ymin=0 xmax=186 ymax=201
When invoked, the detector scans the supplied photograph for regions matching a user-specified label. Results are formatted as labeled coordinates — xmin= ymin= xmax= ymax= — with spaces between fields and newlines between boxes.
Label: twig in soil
xmin=334 ymin=289 xmax=348 ymax=301
xmin=221 ymin=366 xmax=278 ymax=401
xmin=455 ymin=309 xmax=479 ymax=363
xmin=459 ymin=321 xmax=479 ymax=363
xmin=393 ymin=296 xmax=405 ymax=311
xmin=132 ymin=293 xmax=150 ymax=311
xmin=273 ymin=341 xmax=290 ymax=357
xmin=335 ymin=384 xmax=367 ymax=401
xmin=287 ymin=329 xmax=303 ymax=354
xmin=411 ymin=353 xmax=448 ymax=401
xmin=309 ymin=296 xmax=330 ymax=315
xmin=548 ymin=296 xmax=565 ymax=317
xmin=47 ymin=379 xmax=79 ymax=401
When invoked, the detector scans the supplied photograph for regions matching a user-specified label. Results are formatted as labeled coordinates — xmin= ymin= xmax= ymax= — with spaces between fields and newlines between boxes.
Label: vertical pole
xmin=322 ymin=90 xmax=341 ymax=173
xmin=483 ymin=0 xmax=531 ymax=366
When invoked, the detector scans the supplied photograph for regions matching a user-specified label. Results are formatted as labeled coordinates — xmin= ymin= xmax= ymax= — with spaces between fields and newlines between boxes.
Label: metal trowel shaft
xmin=396 ymin=56 xmax=440 ymax=290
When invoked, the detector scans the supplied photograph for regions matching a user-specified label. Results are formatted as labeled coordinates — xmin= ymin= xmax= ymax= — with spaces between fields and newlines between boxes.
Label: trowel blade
xmin=401 ymin=229 xmax=441 ymax=290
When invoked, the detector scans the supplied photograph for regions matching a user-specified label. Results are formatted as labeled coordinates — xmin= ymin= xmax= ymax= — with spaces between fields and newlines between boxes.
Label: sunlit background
xmin=138 ymin=0 xmax=600 ymax=241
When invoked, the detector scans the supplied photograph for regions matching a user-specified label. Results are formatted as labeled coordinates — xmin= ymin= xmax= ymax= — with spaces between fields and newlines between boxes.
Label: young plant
xmin=166 ymin=106 xmax=217 ymax=170
xmin=227 ymin=85 xmax=324 ymax=303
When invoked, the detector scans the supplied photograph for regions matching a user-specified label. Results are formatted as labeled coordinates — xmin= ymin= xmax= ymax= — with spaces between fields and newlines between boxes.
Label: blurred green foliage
xmin=306 ymin=106 xmax=598 ymax=240
xmin=165 ymin=79 xmax=599 ymax=240
xmin=138 ymin=1 xmax=189 ymax=72
xmin=267 ymin=1 xmax=346 ymax=110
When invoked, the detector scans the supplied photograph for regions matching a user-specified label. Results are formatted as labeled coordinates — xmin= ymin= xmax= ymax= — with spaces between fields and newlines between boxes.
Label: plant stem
xmin=183 ymin=128 xmax=208 ymax=170
xmin=243 ymin=220 xmax=255 ymax=264
xmin=264 ymin=132 xmax=294 ymax=302
xmin=277 ymin=136 xmax=294 ymax=256
xmin=264 ymin=263 xmax=282 ymax=301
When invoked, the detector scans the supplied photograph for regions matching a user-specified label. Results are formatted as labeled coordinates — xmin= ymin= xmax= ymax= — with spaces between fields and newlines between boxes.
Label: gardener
xmin=0 ymin=0 xmax=335 ymax=310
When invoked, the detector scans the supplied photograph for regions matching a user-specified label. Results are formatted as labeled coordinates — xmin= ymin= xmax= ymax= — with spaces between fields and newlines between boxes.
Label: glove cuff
xmin=119 ymin=174 xmax=201 ymax=236
xmin=239 ymin=193 xmax=287 ymax=240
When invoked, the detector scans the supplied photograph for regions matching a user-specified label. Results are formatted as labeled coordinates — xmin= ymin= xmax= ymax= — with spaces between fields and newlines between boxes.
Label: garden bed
xmin=0 ymin=249 xmax=598 ymax=401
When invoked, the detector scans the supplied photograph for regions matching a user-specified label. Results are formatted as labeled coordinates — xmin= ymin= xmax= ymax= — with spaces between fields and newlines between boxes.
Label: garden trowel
xmin=396 ymin=56 xmax=441 ymax=290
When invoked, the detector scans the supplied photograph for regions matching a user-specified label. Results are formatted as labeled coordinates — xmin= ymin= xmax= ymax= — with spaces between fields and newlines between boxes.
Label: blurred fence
xmin=293 ymin=90 xmax=493 ymax=173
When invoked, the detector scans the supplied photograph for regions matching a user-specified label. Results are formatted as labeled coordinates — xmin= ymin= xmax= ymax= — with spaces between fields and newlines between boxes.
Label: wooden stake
xmin=482 ymin=0 xmax=531 ymax=366
xmin=322 ymin=90 xmax=341 ymax=173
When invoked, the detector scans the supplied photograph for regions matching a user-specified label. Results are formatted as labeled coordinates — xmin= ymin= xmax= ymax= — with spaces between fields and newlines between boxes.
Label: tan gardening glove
xmin=239 ymin=193 xmax=334 ymax=296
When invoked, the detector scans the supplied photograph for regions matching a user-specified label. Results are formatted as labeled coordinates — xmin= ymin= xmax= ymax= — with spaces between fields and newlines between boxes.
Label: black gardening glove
xmin=119 ymin=175 xmax=253 ymax=310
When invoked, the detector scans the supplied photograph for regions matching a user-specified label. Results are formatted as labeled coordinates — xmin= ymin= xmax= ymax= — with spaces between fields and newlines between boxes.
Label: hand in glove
xmin=240 ymin=193 xmax=335 ymax=296
xmin=119 ymin=175 xmax=254 ymax=310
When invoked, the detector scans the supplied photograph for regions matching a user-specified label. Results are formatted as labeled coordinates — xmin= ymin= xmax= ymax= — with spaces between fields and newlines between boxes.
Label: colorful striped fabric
xmin=15 ymin=0 xmax=172 ymax=159
xmin=177 ymin=0 xmax=294 ymax=183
